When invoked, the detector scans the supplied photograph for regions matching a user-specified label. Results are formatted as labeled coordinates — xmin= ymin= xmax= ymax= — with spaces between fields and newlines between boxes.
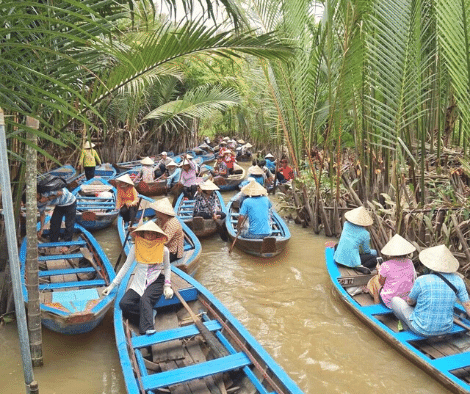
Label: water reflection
xmin=0 ymin=197 xmax=452 ymax=394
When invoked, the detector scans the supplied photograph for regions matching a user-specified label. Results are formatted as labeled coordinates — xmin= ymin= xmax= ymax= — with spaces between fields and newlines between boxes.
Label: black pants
xmin=49 ymin=201 xmax=77 ymax=242
xmin=360 ymin=253 xmax=379 ymax=269
xmin=84 ymin=166 xmax=95 ymax=180
xmin=194 ymin=211 xmax=226 ymax=220
xmin=120 ymin=204 xmax=138 ymax=225
xmin=183 ymin=185 xmax=197 ymax=199
xmin=119 ymin=275 xmax=165 ymax=334
xmin=170 ymin=252 xmax=180 ymax=262
xmin=154 ymin=163 xmax=167 ymax=178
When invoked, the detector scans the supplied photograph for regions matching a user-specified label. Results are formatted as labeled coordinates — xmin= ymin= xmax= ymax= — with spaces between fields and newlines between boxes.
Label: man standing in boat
xmin=78 ymin=141 xmax=101 ymax=180
xmin=237 ymin=180 xmax=272 ymax=239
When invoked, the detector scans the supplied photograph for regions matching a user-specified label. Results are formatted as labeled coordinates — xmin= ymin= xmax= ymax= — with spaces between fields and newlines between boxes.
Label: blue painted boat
xmin=45 ymin=164 xmax=77 ymax=182
xmin=187 ymin=149 xmax=216 ymax=163
xmin=19 ymin=221 xmax=117 ymax=335
xmin=114 ymin=266 xmax=304 ymax=394
xmin=67 ymin=163 xmax=117 ymax=190
xmin=117 ymin=196 xmax=201 ymax=277
xmin=212 ymin=164 xmax=246 ymax=192
xmin=325 ymin=245 xmax=470 ymax=394
xmin=225 ymin=193 xmax=291 ymax=257
xmin=72 ymin=178 xmax=119 ymax=231
xmin=175 ymin=190 xmax=226 ymax=238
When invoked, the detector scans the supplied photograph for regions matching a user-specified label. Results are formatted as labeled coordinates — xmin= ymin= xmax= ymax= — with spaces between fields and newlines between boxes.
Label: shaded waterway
xmin=0 ymin=192 xmax=453 ymax=394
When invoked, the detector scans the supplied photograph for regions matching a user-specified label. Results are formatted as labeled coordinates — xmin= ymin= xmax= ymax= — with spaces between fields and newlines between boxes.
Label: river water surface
xmin=0 ymin=191 xmax=452 ymax=394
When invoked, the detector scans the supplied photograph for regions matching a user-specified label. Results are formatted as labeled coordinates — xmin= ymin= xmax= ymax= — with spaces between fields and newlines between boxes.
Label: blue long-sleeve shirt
xmin=333 ymin=221 xmax=375 ymax=267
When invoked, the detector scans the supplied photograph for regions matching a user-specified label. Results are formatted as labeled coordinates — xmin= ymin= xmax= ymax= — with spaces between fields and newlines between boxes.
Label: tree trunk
xmin=25 ymin=117 xmax=43 ymax=367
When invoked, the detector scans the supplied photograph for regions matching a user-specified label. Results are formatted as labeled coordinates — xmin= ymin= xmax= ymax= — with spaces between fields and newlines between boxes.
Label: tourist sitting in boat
xmin=115 ymin=173 xmax=139 ymax=227
xmin=150 ymin=198 xmax=184 ymax=263
xmin=102 ymin=221 xmax=173 ymax=335
xmin=257 ymin=160 xmax=275 ymax=185
xmin=178 ymin=155 xmax=198 ymax=200
xmin=223 ymin=150 xmax=236 ymax=175
xmin=164 ymin=160 xmax=181 ymax=189
xmin=37 ymin=186 xmax=77 ymax=251
xmin=79 ymin=141 xmax=101 ymax=180
xmin=237 ymin=180 xmax=272 ymax=239
xmin=390 ymin=245 xmax=470 ymax=337
xmin=218 ymin=141 xmax=228 ymax=156
xmin=134 ymin=157 xmax=155 ymax=183
xmin=333 ymin=206 xmax=378 ymax=274
xmin=155 ymin=151 xmax=173 ymax=178
xmin=264 ymin=153 xmax=276 ymax=172
xmin=213 ymin=155 xmax=228 ymax=177
xmin=193 ymin=180 xmax=226 ymax=221
xmin=276 ymin=158 xmax=295 ymax=183
xmin=241 ymin=143 xmax=253 ymax=158
xmin=366 ymin=234 xmax=416 ymax=306
xmin=247 ymin=165 xmax=267 ymax=186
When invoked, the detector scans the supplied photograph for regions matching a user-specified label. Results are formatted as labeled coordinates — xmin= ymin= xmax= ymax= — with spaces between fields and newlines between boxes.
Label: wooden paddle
xmin=229 ymin=215 xmax=247 ymax=254
xmin=173 ymin=287 xmax=228 ymax=359
xmin=114 ymin=196 xmax=143 ymax=273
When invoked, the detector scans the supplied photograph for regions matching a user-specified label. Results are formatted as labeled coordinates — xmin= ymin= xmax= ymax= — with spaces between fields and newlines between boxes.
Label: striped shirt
xmin=194 ymin=192 xmax=221 ymax=216
xmin=38 ymin=188 xmax=76 ymax=213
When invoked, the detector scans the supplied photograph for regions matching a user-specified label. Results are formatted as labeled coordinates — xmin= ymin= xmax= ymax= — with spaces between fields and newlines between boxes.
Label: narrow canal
xmin=0 ymin=191 xmax=452 ymax=394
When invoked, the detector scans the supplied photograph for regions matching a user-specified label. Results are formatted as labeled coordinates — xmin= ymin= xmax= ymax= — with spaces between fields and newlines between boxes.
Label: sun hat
xmin=223 ymin=137 xmax=230 ymax=141
xmin=83 ymin=141 xmax=95 ymax=149
xmin=161 ymin=151 xmax=167 ymax=156
xmin=249 ymin=166 xmax=265 ymax=176
xmin=265 ymin=153 xmax=274 ymax=159
xmin=344 ymin=206 xmax=373 ymax=226
xmin=186 ymin=154 xmax=193 ymax=159
xmin=131 ymin=220 xmax=168 ymax=241
xmin=181 ymin=159 xmax=191 ymax=166
xmin=150 ymin=198 xmax=176 ymax=217
xmin=237 ymin=139 xmax=245 ymax=144
xmin=419 ymin=245 xmax=459 ymax=273
xmin=140 ymin=157 xmax=154 ymax=165
xmin=199 ymin=179 xmax=219 ymax=191
xmin=115 ymin=174 xmax=134 ymax=186
xmin=244 ymin=143 xmax=253 ymax=148
xmin=199 ymin=143 xmax=210 ymax=149
xmin=381 ymin=234 xmax=416 ymax=256
xmin=220 ymin=141 xmax=227 ymax=145
xmin=166 ymin=160 xmax=177 ymax=167
xmin=241 ymin=180 xmax=267 ymax=197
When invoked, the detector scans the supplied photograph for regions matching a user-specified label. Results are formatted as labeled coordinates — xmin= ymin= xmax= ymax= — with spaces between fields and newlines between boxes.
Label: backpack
xmin=37 ymin=174 xmax=67 ymax=194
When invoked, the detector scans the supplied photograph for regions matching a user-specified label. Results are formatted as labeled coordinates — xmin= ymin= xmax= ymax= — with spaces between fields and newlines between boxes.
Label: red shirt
xmin=223 ymin=154 xmax=235 ymax=169
xmin=279 ymin=165 xmax=294 ymax=181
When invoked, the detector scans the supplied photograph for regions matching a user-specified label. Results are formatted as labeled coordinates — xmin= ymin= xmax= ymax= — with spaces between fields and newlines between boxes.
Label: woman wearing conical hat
xmin=334 ymin=206 xmax=379 ymax=274
xmin=178 ymin=154 xmax=198 ymax=200
xmin=79 ymin=140 xmax=101 ymax=180
xmin=366 ymin=234 xmax=417 ymax=307
xmin=115 ymin=173 xmax=139 ymax=227
xmin=102 ymin=221 xmax=173 ymax=335
xmin=194 ymin=180 xmax=226 ymax=221
xmin=390 ymin=245 xmax=470 ymax=337
xmin=134 ymin=157 xmax=156 ymax=183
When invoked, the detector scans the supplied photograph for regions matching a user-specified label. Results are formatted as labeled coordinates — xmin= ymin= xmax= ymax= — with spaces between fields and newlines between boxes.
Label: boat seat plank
xmin=38 ymin=267 xmax=97 ymax=277
xmin=38 ymin=240 xmax=86 ymax=248
xmin=39 ymin=279 xmax=105 ymax=290
xmin=38 ymin=253 xmax=83 ymax=262
xmin=141 ymin=352 xmax=251 ymax=391
xmin=151 ymin=313 xmax=184 ymax=363
xmin=45 ymin=259 xmax=79 ymax=291
xmin=184 ymin=339 xmax=215 ymax=394
xmin=361 ymin=303 xmax=393 ymax=316
xmin=132 ymin=320 xmax=222 ymax=348
xmin=430 ymin=351 xmax=470 ymax=371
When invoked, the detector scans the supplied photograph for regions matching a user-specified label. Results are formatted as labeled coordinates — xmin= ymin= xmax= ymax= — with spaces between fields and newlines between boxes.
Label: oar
xmin=173 ymin=287 xmax=228 ymax=359
xmin=453 ymin=316 xmax=470 ymax=330
xmin=229 ymin=215 xmax=247 ymax=254
xmin=114 ymin=196 xmax=143 ymax=273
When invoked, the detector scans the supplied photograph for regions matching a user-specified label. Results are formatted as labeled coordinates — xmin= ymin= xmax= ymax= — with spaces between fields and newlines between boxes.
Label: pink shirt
xmin=379 ymin=258 xmax=416 ymax=307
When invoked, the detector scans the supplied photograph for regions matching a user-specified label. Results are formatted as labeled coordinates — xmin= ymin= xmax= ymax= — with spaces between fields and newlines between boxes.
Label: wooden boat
xmin=113 ymin=160 xmax=142 ymax=174
xmin=19 ymin=221 xmax=117 ymax=335
xmin=44 ymin=164 xmax=77 ymax=182
xmin=117 ymin=196 xmax=202 ymax=277
xmin=225 ymin=193 xmax=291 ymax=257
xmin=236 ymin=153 xmax=253 ymax=162
xmin=187 ymin=148 xmax=216 ymax=163
xmin=212 ymin=164 xmax=246 ymax=192
xmin=325 ymin=244 xmax=470 ymax=394
xmin=67 ymin=163 xmax=117 ymax=190
xmin=175 ymin=191 xmax=227 ymax=238
xmin=135 ymin=178 xmax=168 ymax=197
xmin=72 ymin=178 xmax=119 ymax=231
xmin=114 ymin=266 xmax=304 ymax=394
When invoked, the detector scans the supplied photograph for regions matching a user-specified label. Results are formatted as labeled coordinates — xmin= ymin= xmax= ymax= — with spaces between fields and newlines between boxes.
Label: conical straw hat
xmin=166 ymin=160 xmax=177 ymax=167
xmin=161 ymin=151 xmax=167 ymax=155
xmin=265 ymin=153 xmax=274 ymax=159
xmin=181 ymin=159 xmax=191 ymax=166
xmin=241 ymin=180 xmax=267 ymax=197
xmin=223 ymin=137 xmax=230 ymax=141
xmin=116 ymin=174 xmax=134 ymax=186
xmin=344 ymin=206 xmax=373 ymax=226
xmin=83 ymin=141 xmax=95 ymax=149
xmin=249 ymin=166 xmax=265 ymax=176
xmin=150 ymin=198 xmax=176 ymax=216
xmin=237 ymin=139 xmax=245 ymax=144
xmin=381 ymin=234 xmax=416 ymax=256
xmin=199 ymin=180 xmax=219 ymax=191
xmin=244 ymin=143 xmax=253 ymax=148
xmin=132 ymin=220 xmax=168 ymax=241
xmin=140 ymin=157 xmax=154 ymax=165
xmin=419 ymin=245 xmax=459 ymax=273
xmin=220 ymin=141 xmax=227 ymax=145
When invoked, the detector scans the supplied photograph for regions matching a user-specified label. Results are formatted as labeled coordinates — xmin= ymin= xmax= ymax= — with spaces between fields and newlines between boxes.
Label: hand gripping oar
xmin=173 ymin=287 xmax=228 ymax=359
xmin=229 ymin=215 xmax=247 ymax=254
xmin=114 ymin=196 xmax=143 ymax=273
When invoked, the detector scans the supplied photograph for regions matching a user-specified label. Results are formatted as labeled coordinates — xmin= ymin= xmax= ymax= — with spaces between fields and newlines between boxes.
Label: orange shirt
xmin=116 ymin=186 xmax=138 ymax=209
